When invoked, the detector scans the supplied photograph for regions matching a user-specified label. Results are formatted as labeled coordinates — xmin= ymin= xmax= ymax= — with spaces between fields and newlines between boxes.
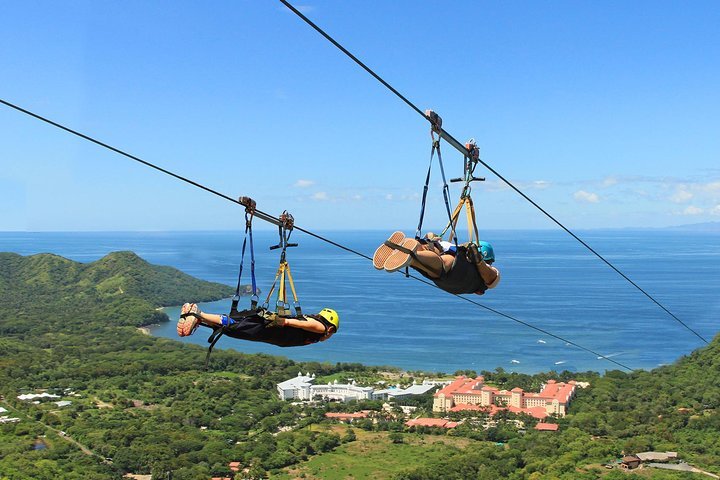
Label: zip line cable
xmin=1 ymin=97 xmax=634 ymax=371
xmin=0 ymin=99 xmax=361 ymax=257
xmin=279 ymin=0 xmax=709 ymax=346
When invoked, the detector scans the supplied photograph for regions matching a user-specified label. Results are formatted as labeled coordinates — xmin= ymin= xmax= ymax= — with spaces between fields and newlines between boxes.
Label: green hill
xmin=0 ymin=251 xmax=235 ymax=330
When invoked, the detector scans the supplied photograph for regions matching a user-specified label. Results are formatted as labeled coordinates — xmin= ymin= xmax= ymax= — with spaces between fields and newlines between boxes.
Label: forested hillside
xmin=0 ymin=251 xmax=234 ymax=329
xmin=1 ymin=251 xmax=718 ymax=480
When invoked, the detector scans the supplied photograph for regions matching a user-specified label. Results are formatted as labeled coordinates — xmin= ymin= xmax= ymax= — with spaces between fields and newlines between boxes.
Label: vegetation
xmin=1 ymin=251 xmax=719 ymax=479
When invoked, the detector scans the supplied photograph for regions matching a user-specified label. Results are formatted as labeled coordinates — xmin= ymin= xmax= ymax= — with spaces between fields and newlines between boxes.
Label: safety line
xmin=279 ymin=0 xmax=709 ymax=345
xmin=404 ymin=272 xmax=634 ymax=371
xmin=1 ymin=97 xmax=632 ymax=371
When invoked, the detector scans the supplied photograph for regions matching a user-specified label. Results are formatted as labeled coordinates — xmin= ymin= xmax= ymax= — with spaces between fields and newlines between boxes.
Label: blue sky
xmin=1 ymin=1 xmax=719 ymax=231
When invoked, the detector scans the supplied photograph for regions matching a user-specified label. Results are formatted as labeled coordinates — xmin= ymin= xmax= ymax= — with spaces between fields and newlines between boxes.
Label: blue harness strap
xmin=231 ymin=207 xmax=258 ymax=315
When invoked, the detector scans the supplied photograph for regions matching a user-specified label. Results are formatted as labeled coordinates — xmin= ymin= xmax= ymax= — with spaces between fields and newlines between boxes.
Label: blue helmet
xmin=478 ymin=241 xmax=495 ymax=263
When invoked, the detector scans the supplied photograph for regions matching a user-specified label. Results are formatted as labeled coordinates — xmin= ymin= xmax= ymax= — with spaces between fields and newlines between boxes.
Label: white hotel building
xmin=277 ymin=372 xmax=440 ymax=402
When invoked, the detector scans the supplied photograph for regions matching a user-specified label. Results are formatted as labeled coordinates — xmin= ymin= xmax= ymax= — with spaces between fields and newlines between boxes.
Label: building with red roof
xmin=534 ymin=422 xmax=560 ymax=431
xmin=405 ymin=418 xmax=457 ymax=429
xmin=433 ymin=376 xmax=578 ymax=419
xmin=324 ymin=410 xmax=371 ymax=422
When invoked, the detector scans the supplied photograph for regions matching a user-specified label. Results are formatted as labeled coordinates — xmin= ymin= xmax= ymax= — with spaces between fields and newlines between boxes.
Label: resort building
xmin=276 ymin=373 xmax=441 ymax=403
xmin=17 ymin=393 xmax=60 ymax=401
xmin=432 ymin=376 xmax=578 ymax=418
xmin=276 ymin=372 xmax=372 ymax=402
xmin=276 ymin=372 xmax=315 ymax=401
xmin=312 ymin=381 xmax=374 ymax=402
xmin=372 ymin=382 xmax=437 ymax=400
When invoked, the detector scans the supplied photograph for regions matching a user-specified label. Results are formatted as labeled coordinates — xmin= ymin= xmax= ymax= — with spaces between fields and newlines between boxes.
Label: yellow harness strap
xmin=264 ymin=260 xmax=301 ymax=316
xmin=441 ymin=194 xmax=480 ymax=246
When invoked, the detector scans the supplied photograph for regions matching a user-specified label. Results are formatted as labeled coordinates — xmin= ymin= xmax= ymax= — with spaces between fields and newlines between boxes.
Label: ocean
xmin=2 ymin=229 xmax=718 ymax=374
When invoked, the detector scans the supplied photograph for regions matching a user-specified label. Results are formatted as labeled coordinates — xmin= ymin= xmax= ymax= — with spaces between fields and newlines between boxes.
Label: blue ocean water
xmin=1 ymin=230 xmax=718 ymax=374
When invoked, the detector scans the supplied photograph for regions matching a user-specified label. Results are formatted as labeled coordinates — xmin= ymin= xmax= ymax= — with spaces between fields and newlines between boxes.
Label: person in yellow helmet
xmin=176 ymin=304 xmax=339 ymax=347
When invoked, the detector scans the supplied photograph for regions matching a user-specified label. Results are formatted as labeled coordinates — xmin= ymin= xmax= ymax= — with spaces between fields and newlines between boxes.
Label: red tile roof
xmin=507 ymin=405 xmax=549 ymax=419
xmin=325 ymin=411 xmax=370 ymax=420
xmin=405 ymin=418 xmax=457 ymax=428
xmin=534 ymin=422 xmax=559 ymax=431
xmin=436 ymin=376 xmax=485 ymax=396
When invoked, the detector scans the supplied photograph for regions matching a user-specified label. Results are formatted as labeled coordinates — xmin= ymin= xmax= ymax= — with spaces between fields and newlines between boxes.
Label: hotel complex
xmin=433 ymin=376 xmax=578 ymax=418
xmin=277 ymin=372 xmax=440 ymax=402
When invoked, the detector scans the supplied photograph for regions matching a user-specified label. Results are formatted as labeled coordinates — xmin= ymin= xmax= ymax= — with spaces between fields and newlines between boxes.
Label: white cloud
xmin=601 ymin=176 xmax=618 ymax=188
xmin=710 ymin=205 xmax=720 ymax=216
xmin=670 ymin=186 xmax=693 ymax=203
xmin=701 ymin=181 xmax=720 ymax=194
xmin=385 ymin=194 xmax=393 ymax=201
xmin=401 ymin=192 xmax=420 ymax=201
xmin=532 ymin=180 xmax=550 ymax=190
xmin=682 ymin=206 xmax=703 ymax=216
xmin=573 ymin=190 xmax=599 ymax=203
xmin=294 ymin=179 xmax=315 ymax=188
xmin=311 ymin=191 xmax=328 ymax=201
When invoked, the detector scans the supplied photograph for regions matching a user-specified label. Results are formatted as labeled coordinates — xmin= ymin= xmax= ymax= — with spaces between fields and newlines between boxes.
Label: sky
xmin=1 ymin=1 xmax=719 ymax=231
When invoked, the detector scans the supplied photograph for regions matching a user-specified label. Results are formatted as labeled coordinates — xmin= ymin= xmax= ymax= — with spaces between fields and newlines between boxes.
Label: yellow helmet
xmin=318 ymin=308 xmax=339 ymax=331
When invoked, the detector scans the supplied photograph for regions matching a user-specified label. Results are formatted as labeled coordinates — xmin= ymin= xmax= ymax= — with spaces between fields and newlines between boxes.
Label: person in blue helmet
xmin=373 ymin=232 xmax=500 ymax=295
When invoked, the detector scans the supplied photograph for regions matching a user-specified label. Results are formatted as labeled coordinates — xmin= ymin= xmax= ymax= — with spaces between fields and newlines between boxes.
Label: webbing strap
xmin=415 ymin=137 xmax=458 ymax=245
xmin=284 ymin=262 xmax=300 ymax=313
xmin=204 ymin=326 xmax=227 ymax=370
xmin=231 ymin=209 xmax=258 ymax=313
xmin=466 ymin=196 xmax=479 ymax=245
xmin=415 ymin=141 xmax=435 ymax=239
xmin=441 ymin=194 xmax=480 ymax=246
xmin=263 ymin=260 xmax=302 ymax=317
xmin=261 ymin=211 xmax=302 ymax=316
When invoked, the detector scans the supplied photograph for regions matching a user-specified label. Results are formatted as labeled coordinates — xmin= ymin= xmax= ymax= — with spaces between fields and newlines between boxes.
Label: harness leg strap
xmin=204 ymin=326 xmax=227 ymax=370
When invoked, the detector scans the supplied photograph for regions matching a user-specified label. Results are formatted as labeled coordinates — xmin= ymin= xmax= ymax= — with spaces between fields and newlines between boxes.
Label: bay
xmin=1 ymin=229 xmax=718 ymax=374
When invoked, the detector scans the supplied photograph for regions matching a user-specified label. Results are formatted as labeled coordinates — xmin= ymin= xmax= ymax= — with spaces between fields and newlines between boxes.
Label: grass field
xmin=276 ymin=427 xmax=487 ymax=479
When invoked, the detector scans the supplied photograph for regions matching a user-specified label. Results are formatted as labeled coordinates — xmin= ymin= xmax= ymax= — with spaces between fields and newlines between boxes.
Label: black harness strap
xmin=204 ymin=326 xmax=227 ymax=370
xmin=231 ymin=198 xmax=259 ymax=315
xmin=206 ymin=196 xmax=260 ymax=370
xmin=415 ymin=112 xmax=459 ymax=247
